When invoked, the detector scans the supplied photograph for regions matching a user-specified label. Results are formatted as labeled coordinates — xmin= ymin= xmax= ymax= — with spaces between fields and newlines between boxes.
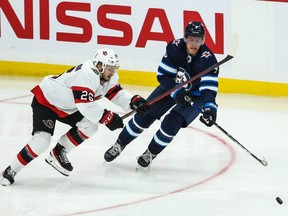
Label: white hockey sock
xmin=10 ymin=131 xmax=51 ymax=173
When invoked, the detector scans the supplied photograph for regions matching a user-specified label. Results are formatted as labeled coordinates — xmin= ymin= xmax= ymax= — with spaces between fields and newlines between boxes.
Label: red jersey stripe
xmin=72 ymin=86 xmax=94 ymax=94
xmin=31 ymin=85 xmax=69 ymax=118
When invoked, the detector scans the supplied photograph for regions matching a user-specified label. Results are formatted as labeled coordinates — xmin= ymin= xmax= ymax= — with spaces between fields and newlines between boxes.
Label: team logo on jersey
xmin=43 ymin=119 xmax=54 ymax=129
xmin=175 ymin=68 xmax=192 ymax=90
xmin=201 ymin=51 xmax=211 ymax=58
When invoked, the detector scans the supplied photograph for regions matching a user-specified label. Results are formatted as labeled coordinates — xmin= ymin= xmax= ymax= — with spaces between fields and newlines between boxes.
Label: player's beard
xmin=102 ymin=74 xmax=113 ymax=82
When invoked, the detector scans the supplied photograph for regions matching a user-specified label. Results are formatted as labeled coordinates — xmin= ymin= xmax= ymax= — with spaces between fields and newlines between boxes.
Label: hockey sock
xmin=118 ymin=113 xmax=155 ymax=145
xmin=148 ymin=111 xmax=184 ymax=155
xmin=58 ymin=127 xmax=89 ymax=153
xmin=10 ymin=131 xmax=51 ymax=173
xmin=118 ymin=117 xmax=144 ymax=145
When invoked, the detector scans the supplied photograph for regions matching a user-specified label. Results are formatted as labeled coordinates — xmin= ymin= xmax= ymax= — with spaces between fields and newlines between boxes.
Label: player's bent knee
xmin=29 ymin=131 xmax=52 ymax=155
xmin=134 ymin=113 xmax=156 ymax=129
xmin=76 ymin=117 xmax=98 ymax=138
xmin=161 ymin=111 xmax=184 ymax=135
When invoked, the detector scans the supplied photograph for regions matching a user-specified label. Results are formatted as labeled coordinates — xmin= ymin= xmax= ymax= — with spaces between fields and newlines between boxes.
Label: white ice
xmin=0 ymin=76 xmax=288 ymax=216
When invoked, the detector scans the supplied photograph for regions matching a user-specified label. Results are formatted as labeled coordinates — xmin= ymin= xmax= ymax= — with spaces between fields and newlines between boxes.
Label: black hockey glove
xmin=130 ymin=95 xmax=149 ymax=115
xmin=99 ymin=109 xmax=124 ymax=131
xmin=170 ymin=87 xmax=192 ymax=106
xmin=200 ymin=102 xmax=218 ymax=127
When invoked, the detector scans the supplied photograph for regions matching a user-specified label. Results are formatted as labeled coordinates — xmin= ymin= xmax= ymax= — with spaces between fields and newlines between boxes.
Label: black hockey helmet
xmin=184 ymin=21 xmax=205 ymax=38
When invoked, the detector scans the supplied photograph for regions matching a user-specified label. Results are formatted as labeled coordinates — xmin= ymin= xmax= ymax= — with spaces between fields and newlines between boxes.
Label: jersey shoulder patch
xmin=166 ymin=38 xmax=185 ymax=60
xmin=200 ymin=51 xmax=212 ymax=59
xmin=172 ymin=38 xmax=181 ymax=46
xmin=199 ymin=45 xmax=216 ymax=60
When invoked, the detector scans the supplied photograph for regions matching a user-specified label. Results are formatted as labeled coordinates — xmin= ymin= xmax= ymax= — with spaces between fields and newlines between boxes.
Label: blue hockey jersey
xmin=157 ymin=38 xmax=219 ymax=104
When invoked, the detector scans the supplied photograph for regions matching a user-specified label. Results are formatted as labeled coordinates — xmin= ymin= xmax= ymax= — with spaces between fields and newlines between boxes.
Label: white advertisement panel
xmin=1 ymin=0 xmax=288 ymax=84
xmin=0 ymin=0 xmax=231 ymax=72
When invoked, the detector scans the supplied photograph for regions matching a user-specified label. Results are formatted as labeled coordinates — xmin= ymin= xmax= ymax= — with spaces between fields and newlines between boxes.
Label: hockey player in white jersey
xmin=0 ymin=48 xmax=149 ymax=186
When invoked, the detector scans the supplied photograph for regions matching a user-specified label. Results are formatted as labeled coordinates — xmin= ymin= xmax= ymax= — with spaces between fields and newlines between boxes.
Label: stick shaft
xmin=213 ymin=122 xmax=267 ymax=166
xmin=121 ymin=55 xmax=234 ymax=120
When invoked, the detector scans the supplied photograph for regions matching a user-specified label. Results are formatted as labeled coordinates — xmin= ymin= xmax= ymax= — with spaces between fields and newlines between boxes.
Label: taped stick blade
xmin=262 ymin=157 xmax=268 ymax=166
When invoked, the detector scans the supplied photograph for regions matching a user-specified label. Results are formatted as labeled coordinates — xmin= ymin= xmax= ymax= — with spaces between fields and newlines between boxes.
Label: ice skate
xmin=45 ymin=144 xmax=73 ymax=176
xmin=136 ymin=149 xmax=157 ymax=169
xmin=0 ymin=166 xmax=17 ymax=186
xmin=104 ymin=140 xmax=126 ymax=162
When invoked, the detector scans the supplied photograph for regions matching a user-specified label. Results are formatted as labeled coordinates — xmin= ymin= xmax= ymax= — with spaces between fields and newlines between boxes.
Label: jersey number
xmin=81 ymin=91 xmax=94 ymax=102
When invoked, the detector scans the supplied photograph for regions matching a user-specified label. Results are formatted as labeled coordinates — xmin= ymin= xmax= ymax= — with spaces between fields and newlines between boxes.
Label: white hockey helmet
xmin=92 ymin=48 xmax=120 ymax=73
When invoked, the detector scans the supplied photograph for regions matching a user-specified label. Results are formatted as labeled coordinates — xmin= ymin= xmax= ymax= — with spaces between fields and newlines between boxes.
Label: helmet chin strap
xmin=99 ymin=67 xmax=106 ymax=84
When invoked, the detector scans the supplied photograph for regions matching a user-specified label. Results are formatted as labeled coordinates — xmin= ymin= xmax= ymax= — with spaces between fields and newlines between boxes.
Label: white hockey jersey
xmin=31 ymin=60 xmax=133 ymax=124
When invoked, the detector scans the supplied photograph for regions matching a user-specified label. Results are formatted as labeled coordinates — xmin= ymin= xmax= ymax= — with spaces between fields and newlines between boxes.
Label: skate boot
xmin=45 ymin=144 xmax=73 ymax=176
xmin=104 ymin=140 xmax=126 ymax=162
xmin=0 ymin=166 xmax=17 ymax=186
xmin=137 ymin=149 xmax=157 ymax=168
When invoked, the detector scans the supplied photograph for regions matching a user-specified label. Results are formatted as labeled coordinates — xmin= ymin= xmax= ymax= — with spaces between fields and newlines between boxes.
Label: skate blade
xmin=45 ymin=157 xmax=70 ymax=177
xmin=135 ymin=164 xmax=150 ymax=172
xmin=0 ymin=177 xmax=12 ymax=186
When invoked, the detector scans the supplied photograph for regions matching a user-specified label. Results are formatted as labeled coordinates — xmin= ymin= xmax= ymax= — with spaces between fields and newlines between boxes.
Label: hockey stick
xmin=184 ymin=96 xmax=268 ymax=167
xmin=213 ymin=122 xmax=268 ymax=166
xmin=121 ymin=33 xmax=238 ymax=120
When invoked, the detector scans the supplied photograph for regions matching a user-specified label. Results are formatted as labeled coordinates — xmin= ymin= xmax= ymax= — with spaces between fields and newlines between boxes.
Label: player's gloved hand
xmin=175 ymin=69 xmax=187 ymax=84
xmin=130 ymin=95 xmax=149 ymax=115
xmin=99 ymin=109 xmax=123 ymax=131
xmin=170 ymin=87 xmax=192 ymax=106
xmin=200 ymin=102 xmax=218 ymax=127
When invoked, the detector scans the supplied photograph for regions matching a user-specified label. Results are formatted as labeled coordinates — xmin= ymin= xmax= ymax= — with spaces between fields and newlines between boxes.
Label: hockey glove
xmin=170 ymin=87 xmax=192 ymax=106
xmin=130 ymin=95 xmax=149 ymax=115
xmin=200 ymin=102 xmax=218 ymax=127
xmin=99 ymin=109 xmax=124 ymax=131
xmin=175 ymin=68 xmax=187 ymax=84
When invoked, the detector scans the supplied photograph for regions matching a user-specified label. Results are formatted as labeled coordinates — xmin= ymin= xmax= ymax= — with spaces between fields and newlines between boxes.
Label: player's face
xmin=185 ymin=36 xmax=204 ymax=56
xmin=102 ymin=65 xmax=117 ymax=82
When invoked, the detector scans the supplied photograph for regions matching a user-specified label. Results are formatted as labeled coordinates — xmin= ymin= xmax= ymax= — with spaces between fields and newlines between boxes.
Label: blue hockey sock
xmin=148 ymin=111 xmax=184 ymax=154
xmin=118 ymin=114 xmax=151 ymax=145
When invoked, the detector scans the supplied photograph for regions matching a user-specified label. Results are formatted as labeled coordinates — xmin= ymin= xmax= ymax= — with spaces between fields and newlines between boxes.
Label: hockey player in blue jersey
xmin=104 ymin=21 xmax=219 ymax=168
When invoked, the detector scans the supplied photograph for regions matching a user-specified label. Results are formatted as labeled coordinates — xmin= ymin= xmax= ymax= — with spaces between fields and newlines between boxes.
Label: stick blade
xmin=261 ymin=157 xmax=268 ymax=166
xmin=228 ymin=33 xmax=238 ymax=57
